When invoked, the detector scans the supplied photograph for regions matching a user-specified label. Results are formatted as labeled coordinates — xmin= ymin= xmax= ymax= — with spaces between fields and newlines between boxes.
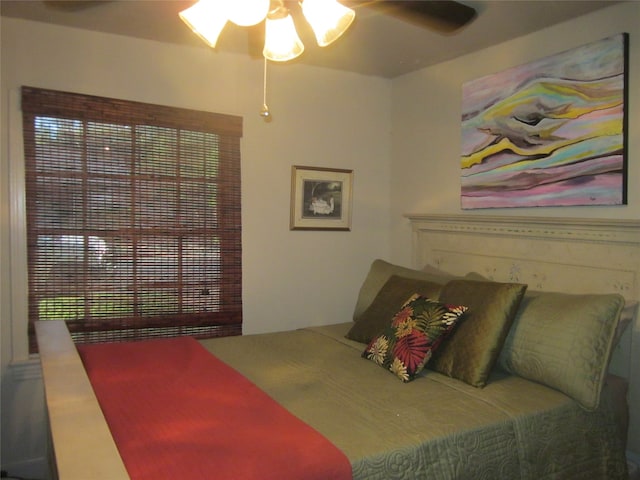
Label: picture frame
xmin=290 ymin=166 xmax=353 ymax=231
xmin=460 ymin=33 xmax=628 ymax=209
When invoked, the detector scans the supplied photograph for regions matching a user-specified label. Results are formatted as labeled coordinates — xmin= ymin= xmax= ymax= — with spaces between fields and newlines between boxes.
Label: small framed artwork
xmin=290 ymin=165 xmax=353 ymax=231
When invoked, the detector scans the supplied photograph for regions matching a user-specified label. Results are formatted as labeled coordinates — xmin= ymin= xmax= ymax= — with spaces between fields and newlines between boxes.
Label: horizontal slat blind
xmin=22 ymin=87 xmax=243 ymax=352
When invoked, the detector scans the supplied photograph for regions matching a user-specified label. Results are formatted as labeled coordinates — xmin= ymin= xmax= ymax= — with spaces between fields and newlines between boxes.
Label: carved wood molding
xmin=405 ymin=214 xmax=640 ymax=246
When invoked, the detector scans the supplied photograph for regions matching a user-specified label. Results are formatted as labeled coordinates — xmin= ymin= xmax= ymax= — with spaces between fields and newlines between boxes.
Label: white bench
xmin=36 ymin=320 xmax=129 ymax=480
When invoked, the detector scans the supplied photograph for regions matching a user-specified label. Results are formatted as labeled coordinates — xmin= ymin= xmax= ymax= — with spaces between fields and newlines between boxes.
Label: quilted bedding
xmin=201 ymin=322 xmax=628 ymax=480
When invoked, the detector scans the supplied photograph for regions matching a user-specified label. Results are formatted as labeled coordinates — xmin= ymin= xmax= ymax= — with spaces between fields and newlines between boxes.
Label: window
xmin=22 ymin=87 xmax=243 ymax=352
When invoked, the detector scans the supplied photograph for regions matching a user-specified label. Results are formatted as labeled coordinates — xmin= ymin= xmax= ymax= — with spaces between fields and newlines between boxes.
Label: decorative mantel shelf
xmin=405 ymin=214 xmax=640 ymax=245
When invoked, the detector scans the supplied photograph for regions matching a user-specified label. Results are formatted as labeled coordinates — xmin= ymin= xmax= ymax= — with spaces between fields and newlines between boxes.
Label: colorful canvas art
xmin=461 ymin=33 xmax=628 ymax=209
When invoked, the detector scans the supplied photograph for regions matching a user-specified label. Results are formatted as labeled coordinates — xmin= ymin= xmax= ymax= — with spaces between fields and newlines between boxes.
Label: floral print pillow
xmin=362 ymin=294 xmax=467 ymax=382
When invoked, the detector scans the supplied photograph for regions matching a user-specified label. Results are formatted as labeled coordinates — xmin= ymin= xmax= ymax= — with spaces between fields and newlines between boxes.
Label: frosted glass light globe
xmin=227 ymin=0 xmax=270 ymax=26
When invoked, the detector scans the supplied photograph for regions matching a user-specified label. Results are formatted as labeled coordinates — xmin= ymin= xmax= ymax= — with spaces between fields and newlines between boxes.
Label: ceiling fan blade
xmin=354 ymin=0 xmax=477 ymax=33
xmin=43 ymin=0 xmax=112 ymax=12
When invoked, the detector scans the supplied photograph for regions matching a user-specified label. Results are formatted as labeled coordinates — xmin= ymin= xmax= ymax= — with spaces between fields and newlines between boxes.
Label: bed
xmin=36 ymin=214 xmax=640 ymax=480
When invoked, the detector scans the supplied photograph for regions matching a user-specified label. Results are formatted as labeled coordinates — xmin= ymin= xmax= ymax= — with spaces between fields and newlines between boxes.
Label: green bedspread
xmin=200 ymin=323 xmax=627 ymax=479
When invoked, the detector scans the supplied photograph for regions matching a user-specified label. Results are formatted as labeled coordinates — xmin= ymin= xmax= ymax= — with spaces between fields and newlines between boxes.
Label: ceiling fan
xmin=41 ymin=0 xmax=476 ymax=119
xmin=43 ymin=0 xmax=477 ymax=35
xmin=348 ymin=1 xmax=477 ymax=34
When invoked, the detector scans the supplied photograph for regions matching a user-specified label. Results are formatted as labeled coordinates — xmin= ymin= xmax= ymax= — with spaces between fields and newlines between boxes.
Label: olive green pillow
xmin=352 ymin=259 xmax=456 ymax=322
xmin=429 ymin=279 xmax=527 ymax=387
xmin=497 ymin=291 xmax=625 ymax=410
xmin=346 ymin=275 xmax=443 ymax=344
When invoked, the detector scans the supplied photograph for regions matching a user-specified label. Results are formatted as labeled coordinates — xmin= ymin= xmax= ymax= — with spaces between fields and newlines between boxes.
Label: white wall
xmin=0 ymin=18 xmax=392 ymax=476
xmin=389 ymin=0 xmax=640 ymax=457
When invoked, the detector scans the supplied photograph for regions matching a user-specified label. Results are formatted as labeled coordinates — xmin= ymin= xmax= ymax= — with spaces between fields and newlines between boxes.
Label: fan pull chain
xmin=259 ymin=57 xmax=272 ymax=122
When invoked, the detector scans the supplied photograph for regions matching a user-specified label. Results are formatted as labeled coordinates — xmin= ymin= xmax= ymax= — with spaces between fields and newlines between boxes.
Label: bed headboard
xmin=405 ymin=214 xmax=640 ymax=454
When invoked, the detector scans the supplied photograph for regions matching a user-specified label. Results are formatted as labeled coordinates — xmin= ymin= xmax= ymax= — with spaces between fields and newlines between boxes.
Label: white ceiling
xmin=0 ymin=0 xmax=620 ymax=78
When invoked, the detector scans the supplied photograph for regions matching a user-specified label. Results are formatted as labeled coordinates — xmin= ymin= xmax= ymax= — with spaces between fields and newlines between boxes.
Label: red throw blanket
xmin=78 ymin=337 xmax=352 ymax=480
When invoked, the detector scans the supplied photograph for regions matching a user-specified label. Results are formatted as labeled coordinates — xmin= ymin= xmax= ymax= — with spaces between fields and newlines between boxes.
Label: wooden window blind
xmin=22 ymin=86 xmax=243 ymax=352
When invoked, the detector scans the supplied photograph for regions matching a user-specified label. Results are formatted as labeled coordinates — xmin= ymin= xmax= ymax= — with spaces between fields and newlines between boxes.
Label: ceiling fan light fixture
xmin=226 ymin=0 xmax=271 ymax=27
xmin=300 ymin=0 xmax=355 ymax=47
xmin=263 ymin=6 xmax=305 ymax=62
xmin=179 ymin=0 xmax=228 ymax=49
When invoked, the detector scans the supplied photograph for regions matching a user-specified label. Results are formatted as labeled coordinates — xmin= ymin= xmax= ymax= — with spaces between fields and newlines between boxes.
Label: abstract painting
xmin=461 ymin=33 xmax=628 ymax=209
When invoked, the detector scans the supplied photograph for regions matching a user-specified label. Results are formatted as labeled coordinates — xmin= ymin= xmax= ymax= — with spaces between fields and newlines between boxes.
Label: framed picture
xmin=290 ymin=166 xmax=353 ymax=231
xmin=461 ymin=33 xmax=628 ymax=209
